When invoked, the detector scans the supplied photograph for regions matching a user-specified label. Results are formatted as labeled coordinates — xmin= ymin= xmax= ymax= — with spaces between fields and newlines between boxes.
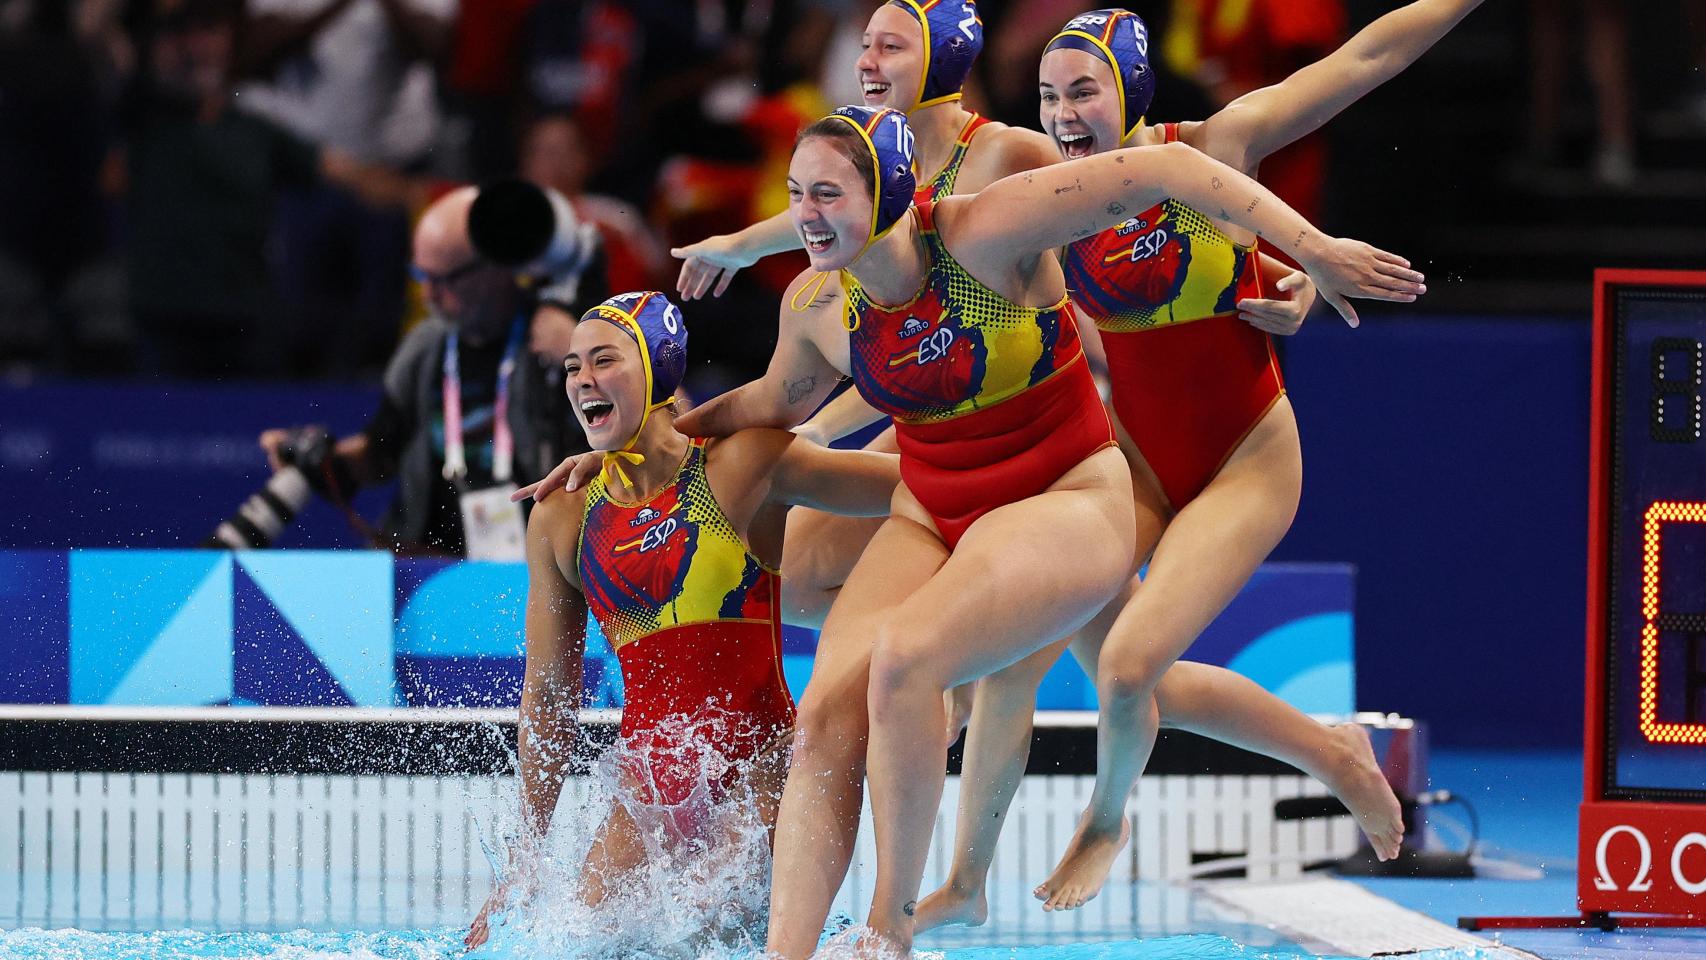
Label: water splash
xmin=473 ymin=710 xmax=783 ymax=960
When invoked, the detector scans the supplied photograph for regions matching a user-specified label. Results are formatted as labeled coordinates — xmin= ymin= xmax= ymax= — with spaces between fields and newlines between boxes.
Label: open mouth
xmin=580 ymin=398 xmax=615 ymax=428
xmin=1058 ymin=133 xmax=1095 ymax=160
xmin=803 ymin=228 xmax=838 ymax=256
xmin=862 ymin=80 xmax=892 ymax=103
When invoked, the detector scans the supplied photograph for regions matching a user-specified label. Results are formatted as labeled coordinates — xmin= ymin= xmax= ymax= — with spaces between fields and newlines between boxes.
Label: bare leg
xmin=862 ymin=448 xmax=1136 ymax=952
xmin=764 ymin=512 xmax=948 ymax=959
xmin=1585 ymin=0 xmax=1635 ymax=182
xmin=911 ymin=638 xmax=1070 ymax=932
xmin=1037 ymin=401 xmax=1302 ymax=911
xmin=579 ymin=801 xmax=651 ymax=908
xmin=1526 ymin=0 xmax=1566 ymax=159
xmin=778 ymin=429 xmax=898 ymax=628
xmin=1153 ymin=663 xmax=1402 ymax=857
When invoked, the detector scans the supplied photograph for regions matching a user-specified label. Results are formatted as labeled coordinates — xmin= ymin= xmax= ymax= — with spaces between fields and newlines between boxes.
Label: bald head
xmin=411 ymin=185 xmax=520 ymax=343
xmin=414 ymin=186 xmax=478 ymax=267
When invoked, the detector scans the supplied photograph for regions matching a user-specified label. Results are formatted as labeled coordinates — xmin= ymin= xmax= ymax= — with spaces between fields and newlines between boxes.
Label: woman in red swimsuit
xmin=674 ymin=105 xmax=1421 ymax=956
xmin=463 ymin=292 xmax=899 ymax=951
xmin=909 ymin=2 xmax=1484 ymax=923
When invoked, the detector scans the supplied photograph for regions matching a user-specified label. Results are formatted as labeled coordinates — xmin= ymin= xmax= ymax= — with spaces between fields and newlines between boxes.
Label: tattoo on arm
xmin=1292 ymin=230 xmax=1308 ymax=249
xmin=1106 ymin=201 xmax=1126 ymax=216
xmin=1115 ymin=154 xmax=1125 ymax=164
xmin=1245 ymin=198 xmax=1259 ymax=213
xmin=785 ymin=375 xmax=819 ymax=405
xmin=1211 ymin=176 xmax=1224 ymax=190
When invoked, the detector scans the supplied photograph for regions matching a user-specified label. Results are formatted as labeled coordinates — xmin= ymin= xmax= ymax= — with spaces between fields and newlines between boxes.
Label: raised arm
xmin=769 ymin=440 xmax=901 ymax=517
xmin=960 ymin=142 xmax=1424 ymax=324
xmin=674 ymin=273 xmax=846 ymax=437
xmin=1195 ymin=0 xmax=1486 ymax=170
xmin=674 ymin=212 xmax=802 ymax=300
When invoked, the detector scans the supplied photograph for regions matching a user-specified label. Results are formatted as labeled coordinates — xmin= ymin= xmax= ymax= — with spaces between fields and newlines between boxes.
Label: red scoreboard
xmin=1464 ymin=270 xmax=1706 ymax=932
xmin=1580 ymin=270 xmax=1706 ymax=922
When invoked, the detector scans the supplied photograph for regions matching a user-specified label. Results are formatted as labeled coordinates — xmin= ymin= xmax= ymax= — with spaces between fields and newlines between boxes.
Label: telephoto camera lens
xmin=203 ymin=466 xmax=313 ymax=549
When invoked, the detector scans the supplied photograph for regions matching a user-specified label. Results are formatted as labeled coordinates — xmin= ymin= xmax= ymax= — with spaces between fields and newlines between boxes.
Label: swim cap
xmin=582 ymin=291 xmax=689 ymax=484
xmin=1044 ymin=9 xmax=1155 ymax=141
xmin=823 ymin=105 xmax=917 ymax=250
xmin=888 ymin=0 xmax=984 ymax=110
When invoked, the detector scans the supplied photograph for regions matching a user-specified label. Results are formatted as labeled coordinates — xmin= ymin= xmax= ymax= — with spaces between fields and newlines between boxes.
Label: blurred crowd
xmin=1 ymin=0 xmax=1702 ymax=386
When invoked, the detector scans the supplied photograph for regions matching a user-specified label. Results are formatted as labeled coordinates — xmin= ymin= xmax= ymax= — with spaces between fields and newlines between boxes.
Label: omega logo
xmin=1593 ymin=825 xmax=1706 ymax=896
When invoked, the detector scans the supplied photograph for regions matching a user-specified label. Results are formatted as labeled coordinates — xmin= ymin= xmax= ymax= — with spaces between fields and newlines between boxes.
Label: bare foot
xmin=1321 ymin=723 xmax=1406 ymax=861
xmin=943 ymin=684 xmax=974 ymax=748
xmin=912 ymin=881 xmax=988 ymax=933
xmin=1033 ymin=814 xmax=1129 ymax=912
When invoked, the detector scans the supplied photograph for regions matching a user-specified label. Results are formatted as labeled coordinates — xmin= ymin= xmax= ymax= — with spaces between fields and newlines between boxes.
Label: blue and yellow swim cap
xmin=582 ymin=291 xmax=689 ymax=483
xmin=1044 ymin=9 xmax=1155 ymax=141
xmin=888 ymin=0 xmax=983 ymax=110
xmin=824 ymin=105 xmax=918 ymax=249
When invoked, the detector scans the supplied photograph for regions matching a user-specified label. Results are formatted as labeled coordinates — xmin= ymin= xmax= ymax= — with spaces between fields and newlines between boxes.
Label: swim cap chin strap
xmin=589 ymin=303 xmax=678 ymax=489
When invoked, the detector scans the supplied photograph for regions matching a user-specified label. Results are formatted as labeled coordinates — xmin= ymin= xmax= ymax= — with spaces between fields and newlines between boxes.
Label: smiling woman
xmin=465 ymin=291 xmax=901 ymax=951
xmin=666 ymin=102 xmax=1426 ymax=957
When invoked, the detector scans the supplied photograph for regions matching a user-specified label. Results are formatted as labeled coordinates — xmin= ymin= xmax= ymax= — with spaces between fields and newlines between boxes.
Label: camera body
xmin=204 ymin=427 xmax=351 ymax=550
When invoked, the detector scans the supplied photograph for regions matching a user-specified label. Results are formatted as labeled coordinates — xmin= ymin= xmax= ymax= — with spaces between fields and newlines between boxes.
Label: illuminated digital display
xmin=1605 ymin=286 xmax=1706 ymax=798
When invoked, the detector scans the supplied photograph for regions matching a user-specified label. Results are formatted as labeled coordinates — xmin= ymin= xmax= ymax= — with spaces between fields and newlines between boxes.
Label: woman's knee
xmin=793 ymin=683 xmax=868 ymax=756
xmin=1097 ymin=637 xmax=1171 ymax=705
xmin=867 ymin=620 xmax=950 ymax=714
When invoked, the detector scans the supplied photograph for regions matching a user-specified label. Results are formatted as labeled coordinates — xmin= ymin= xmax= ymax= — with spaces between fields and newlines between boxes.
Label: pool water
xmin=0 ymin=926 xmax=1515 ymax=960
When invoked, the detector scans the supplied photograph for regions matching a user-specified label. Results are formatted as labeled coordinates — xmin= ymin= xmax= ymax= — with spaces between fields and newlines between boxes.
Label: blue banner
xmin=0 ymin=549 xmax=1355 ymax=713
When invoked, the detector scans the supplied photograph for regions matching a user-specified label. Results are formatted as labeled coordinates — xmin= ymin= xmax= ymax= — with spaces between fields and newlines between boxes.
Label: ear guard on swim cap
xmin=888 ymin=0 xmax=984 ymax=110
xmin=1045 ymin=9 xmax=1155 ymax=141
xmin=581 ymin=291 xmax=689 ymax=485
xmin=826 ymin=105 xmax=917 ymax=249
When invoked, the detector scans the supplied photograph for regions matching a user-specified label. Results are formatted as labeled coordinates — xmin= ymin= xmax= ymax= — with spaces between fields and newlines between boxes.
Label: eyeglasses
xmin=409 ymin=258 xmax=485 ymax=288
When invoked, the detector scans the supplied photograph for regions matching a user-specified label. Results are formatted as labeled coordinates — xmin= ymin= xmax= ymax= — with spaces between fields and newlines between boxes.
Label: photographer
xmin=254 ymin=183 xmax=605 ymax=557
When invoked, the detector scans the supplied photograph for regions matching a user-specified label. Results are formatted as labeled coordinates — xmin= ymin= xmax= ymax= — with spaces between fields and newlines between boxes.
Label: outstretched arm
xmin=1196 ymin=0 xmax=1485 ymax=170
xmin=674 ymin=273 xmax=846 ymax=437
xmin=770 ymin=440 xmax=901 ymax=517
xmin=961 ymin=142 xmax=1424 ymax=325
xmin=674 ymin=212 xmax=802 ymax=300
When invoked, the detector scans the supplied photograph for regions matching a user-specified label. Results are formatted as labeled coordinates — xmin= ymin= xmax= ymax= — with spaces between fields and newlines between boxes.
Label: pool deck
xmin=920 ymin=749 xmax=1706 ymax=959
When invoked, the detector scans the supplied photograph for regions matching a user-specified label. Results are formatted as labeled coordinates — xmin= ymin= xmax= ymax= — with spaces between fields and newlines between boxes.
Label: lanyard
xmin=442 ymin=317 xmax=526 ymax=485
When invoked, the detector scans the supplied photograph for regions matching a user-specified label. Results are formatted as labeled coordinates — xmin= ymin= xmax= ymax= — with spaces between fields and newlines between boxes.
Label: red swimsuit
xmin=1063 ymin=123 xmax=1285 ymax=508
xmin=842 ymin=201 xmax=1115 ymax=548
xmin=577 ymin=440 xmax=793 ymax=805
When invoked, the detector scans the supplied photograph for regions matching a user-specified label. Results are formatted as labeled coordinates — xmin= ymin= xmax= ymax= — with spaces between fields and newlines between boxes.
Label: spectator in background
xmin=519 ymin=115 xmax=669 ymax=295
xmin=1526 ymin=0 xmax=1635 ymax=186
xmin=236 ymin=0 xmax=456 ymax=378
xmin=259 ymin=186 xmax=605 ymax=557
xmin=0 ymin=0 xmax=123 ymax=370
xmin=1162 ymin=0 xmax=1346 ymax=226
xmin=122 ymin=0 xmax=332 ymax=378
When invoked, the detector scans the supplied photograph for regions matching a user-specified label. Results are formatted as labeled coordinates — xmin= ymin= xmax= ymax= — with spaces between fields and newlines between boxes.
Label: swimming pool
xmin=1 ymin=709 xmax=1513 ymax=960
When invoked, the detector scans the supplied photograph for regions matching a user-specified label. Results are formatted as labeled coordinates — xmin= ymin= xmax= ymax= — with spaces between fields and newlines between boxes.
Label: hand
xmin=464 ymin=883 xmax=505 ymax=952
xmin=944 ymin=683 xmax=975 ymax=749
xmin=1237 ymin=270 xmax=1315 ymax=336
xmin=258 ymin=429 xmax=291 ymax=472
xmin=673 ymin=234 xmax=759 ymax=301
xmin=509 ymin=451 xmax=604 ymax=503
xmin=1300 ymin=237 xmax=1425 ymax=328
